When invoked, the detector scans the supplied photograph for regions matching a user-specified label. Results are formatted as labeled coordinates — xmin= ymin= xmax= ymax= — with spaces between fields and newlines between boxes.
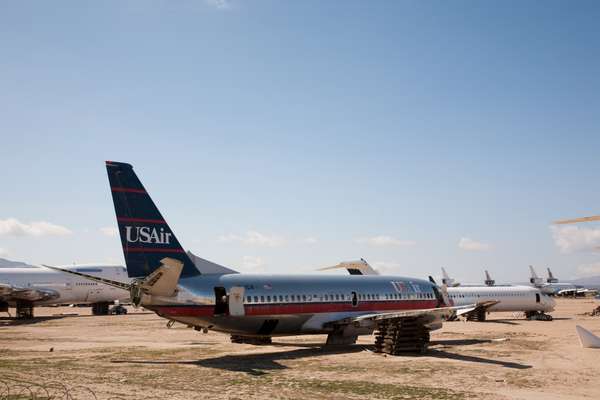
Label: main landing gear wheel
xmin=374 ymin=317 xmax=430 ymax=355
xmin=16 ymin=301 xmax=34 ymax=319
xmin=525 ymin=311 xmax=553 ymax=321
xmin=91 ymin=302 xmax=110 ymax=315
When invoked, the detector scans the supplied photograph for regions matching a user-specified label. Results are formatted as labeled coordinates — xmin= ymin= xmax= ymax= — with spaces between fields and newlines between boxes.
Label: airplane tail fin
xmin=484 ymin=270 xmax=495 ymax=286
xmin=547 ymin=268 xmax=558 ymax=283
xmin=441 ymin=267 xmax=457 ymax=287
xmin=105 ymin=161 xmax=199 ymax=279
xmin=576 ymin=325 xmax=600 ymax=348
xmin=529 ymin=265 xmax=543 ymax=285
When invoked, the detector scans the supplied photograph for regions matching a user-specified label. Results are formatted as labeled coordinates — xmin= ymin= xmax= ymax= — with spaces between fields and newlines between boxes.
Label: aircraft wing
xmin=327 ymin=305 xmax=474 ymax=329
xmin=455 ymin=300 xmax=499 ymax=318
xmin=0 ymin=282 xmax=59 ymax=302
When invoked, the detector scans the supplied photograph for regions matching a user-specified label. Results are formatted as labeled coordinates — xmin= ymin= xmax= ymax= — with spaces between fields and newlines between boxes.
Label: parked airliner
xmin=528 ymin=265 xmax=596 ymax=297
xmin=0 ymin=264 xmax=130 ymax=318
xmin=48 ymin=161 xmax=471 ymax=355
xmin=317 ymin=262 xmax=555 ymax=321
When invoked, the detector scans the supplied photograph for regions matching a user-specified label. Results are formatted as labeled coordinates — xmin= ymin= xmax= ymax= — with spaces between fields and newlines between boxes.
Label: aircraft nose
xmin=546 ymin=295 xmax=556 ymax=311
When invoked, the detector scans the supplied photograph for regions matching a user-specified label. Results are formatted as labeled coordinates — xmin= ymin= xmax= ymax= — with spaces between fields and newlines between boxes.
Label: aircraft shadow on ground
xmin=112 ymin=346 xmax=362 ymax=376
xmin=111 ymin=340 xmax=531 ymax=375
xmin=426 ymin=349 xmax=531 ymax=369
xmin=430 ymin=338 xmax=493 ymax=346
xmin=0 ymin=315 xmax=72 ymax=327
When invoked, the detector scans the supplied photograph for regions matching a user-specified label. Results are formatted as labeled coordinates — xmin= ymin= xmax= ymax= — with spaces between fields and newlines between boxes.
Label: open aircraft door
xmin=229 ymin=286 xmax=245 ymax=316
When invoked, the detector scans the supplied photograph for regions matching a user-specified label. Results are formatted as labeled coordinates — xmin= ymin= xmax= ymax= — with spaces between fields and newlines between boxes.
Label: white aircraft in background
xmin=528 ymin=265 xmax=597 ymax=297
xmin=0 ymin=264 xmax=131 ymax=319
xmin=320 ymin=262 xmax=555 ymax=321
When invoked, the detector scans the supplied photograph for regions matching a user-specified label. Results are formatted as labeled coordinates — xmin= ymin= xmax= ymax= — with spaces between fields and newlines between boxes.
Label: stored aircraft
xmin=440 ymin=268 xmax=554 ymax=321
xmin=48 ymin=161 xmax=471 ymax=355
xmin=318 ymin=263 xmax=555 ymax=321
xmin=0 ymin=264 xmax=130 ymax=318
xmin=528 ymin=265 xmax=596 ymax=297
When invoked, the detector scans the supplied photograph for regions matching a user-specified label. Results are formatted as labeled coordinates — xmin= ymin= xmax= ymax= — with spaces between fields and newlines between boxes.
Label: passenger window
xmin=246 ymin=296 xmax=252 ymax=303
xmin=324 ymin=294 xmax=328 ymax=301
xmin=302 ymin=294 xmax=307 ymax=301
xmin=335 ymin=294 xmax=339 ymax=301
xmin=260 ymin=296 xmax=264 ymax=302
xmin=291 ymin=295 xmax=295 ymax=301
xmin=267 ymin=296 xmax=271 ymax=302
xmin=254 ymin=296 xmax=258 ymax=302
xmin=279 ymin=295 xmax=283 ymax=302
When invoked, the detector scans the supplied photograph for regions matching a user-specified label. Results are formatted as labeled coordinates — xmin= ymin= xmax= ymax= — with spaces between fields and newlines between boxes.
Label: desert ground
xmin=1 ymin=298 xmax=600 ymax=400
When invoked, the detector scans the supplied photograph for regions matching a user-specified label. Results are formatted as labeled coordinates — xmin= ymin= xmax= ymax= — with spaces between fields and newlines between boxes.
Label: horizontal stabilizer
xmin=319 ymin=259 xmax=378 ymax=275
xmin=576 ymin=325 xmax=600 ymax=348
xmin=141 ymin=258 xmax=183 ymax=297
xmin=42 ymin=265 xmax=130 ymax=290
xmin=187 ymin=251 xmax=238 ymax=275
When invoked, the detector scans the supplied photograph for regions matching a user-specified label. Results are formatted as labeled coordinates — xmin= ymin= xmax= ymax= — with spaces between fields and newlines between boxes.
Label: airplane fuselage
xmin=448 ymin=285 xmax=555 ymax=312
xmin=144 ymin=274 xmax=442 ymax=336
xmin=0 ymin=265 xmax=131 ymax=306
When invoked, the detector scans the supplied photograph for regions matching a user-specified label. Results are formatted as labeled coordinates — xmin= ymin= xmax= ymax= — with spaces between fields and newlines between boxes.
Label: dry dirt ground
xmin=1 ymin=298 xmax=600 ymax=400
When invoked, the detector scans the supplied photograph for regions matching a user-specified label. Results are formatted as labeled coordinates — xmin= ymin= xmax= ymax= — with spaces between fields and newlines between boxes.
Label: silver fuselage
xmin=143 ymin=274 xmax=441 ymax=336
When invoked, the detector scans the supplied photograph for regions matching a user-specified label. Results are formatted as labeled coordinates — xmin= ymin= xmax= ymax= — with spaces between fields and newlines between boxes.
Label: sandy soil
xmin=1 ymin=299 xmax=600 ymax=399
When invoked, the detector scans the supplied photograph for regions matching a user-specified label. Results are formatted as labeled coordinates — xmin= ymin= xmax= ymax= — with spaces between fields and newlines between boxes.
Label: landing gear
xmin=16 ymin=300 xmax=34 ymax=319
xmin=91 ymin=302 xmax=110 ymax=315
xmin=466 ymin=309 xmax=487 ymax=322
xmin=109 ymin=304 xmax=128 ymax=315
xmin=374 ymin=317 xmax=430 ymax=355
xmin=230 ymin=335 xmax=272 ymax=345
xmin=0 ymin=301 xmax=8 ymax=315
xmin=525 ymin=311 xmax=553 ymax=321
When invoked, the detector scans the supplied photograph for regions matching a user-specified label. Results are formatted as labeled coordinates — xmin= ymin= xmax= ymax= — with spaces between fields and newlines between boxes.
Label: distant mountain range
xmin=572 ymin=276 xmax=600 ymax=289
xmin=0 ymin=258 xmax=36 ymax=268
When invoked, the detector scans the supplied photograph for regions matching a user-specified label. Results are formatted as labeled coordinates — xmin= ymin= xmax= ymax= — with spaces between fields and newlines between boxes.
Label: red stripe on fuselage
xmin=154 ymin=300 xmax=439 ymax=318
xmin=111 ymin=187 xmax=147 ymax=194
xmin=124 ymin=247 xmax=185 ymax=253
xmin=117 ymin=217 xmax=166 ymax=224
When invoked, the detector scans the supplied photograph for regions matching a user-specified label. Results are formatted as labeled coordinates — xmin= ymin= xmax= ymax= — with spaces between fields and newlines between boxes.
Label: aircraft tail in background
xmin=484 ymin=270 xmax=495 ymax=286
xmin=529 ymin=265 xmax=543 ymax=286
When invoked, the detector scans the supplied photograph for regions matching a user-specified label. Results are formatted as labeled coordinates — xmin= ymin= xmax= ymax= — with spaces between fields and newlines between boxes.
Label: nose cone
xmin=545 ymin=295 xmax=556 ymax=311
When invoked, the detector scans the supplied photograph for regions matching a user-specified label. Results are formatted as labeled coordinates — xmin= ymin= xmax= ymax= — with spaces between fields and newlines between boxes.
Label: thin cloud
xmin=99 ymin=227 xmax=119 ymax=237
xmin=218 ymin=231 xmax=285 ymax=247
xmin=551 ymin=225 xmax=600 ymax=254
xmin=356 ymin=235 xmax=416 ymax=247
xmin=0 ymin=248 xmax=7 ymax=257
xmin=302 ymin=237 xmax=318 ymax=244
xmin=205 ymin=0 xmax=231 ymax=10
xmin=0 ymin=218 xmax=72 ymax=237
xmin=458 ymin=237 xmax=491 ymax=252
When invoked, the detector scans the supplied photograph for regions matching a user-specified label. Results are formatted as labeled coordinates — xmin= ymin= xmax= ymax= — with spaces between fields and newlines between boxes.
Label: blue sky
xmin=1 ymin=1 xmax=600 ymax=282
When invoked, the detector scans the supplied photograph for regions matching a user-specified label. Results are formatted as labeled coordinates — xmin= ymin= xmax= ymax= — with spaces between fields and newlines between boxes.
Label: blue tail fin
xmin=105 ymin=161 xmax=199 ymax=278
